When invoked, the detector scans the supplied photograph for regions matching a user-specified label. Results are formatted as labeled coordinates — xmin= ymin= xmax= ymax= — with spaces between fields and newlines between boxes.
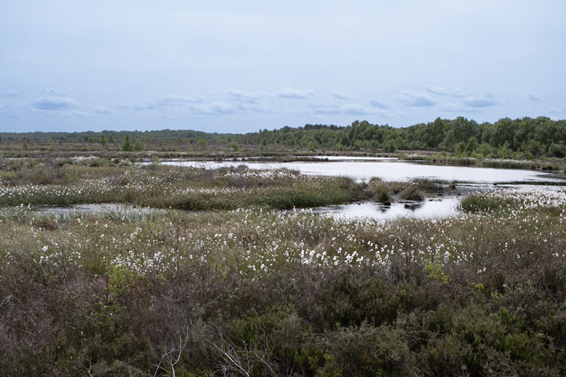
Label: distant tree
xmin=99 ymin=134 xmax=108 ymax=148
xmin=122 ymin=135 xmax=134 ymax=152
xmin=454 ymin=142 xmax=466 ymax=156
xmin=548 ymin=143 xmax=566 ymax=158
xmin=441 ymin=130 xmax=457 ymax=151
xmin=133 ymin=139 xmax=143 ymax=151
xmin=465 ymin=137 xmax=478 ymax=154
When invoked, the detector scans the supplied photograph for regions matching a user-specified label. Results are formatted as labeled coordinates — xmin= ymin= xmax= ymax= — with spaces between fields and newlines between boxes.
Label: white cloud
xmin=277 ymin=87 xmax=315 ymax=99
xmin=308 ymin=102 xmax=377 ymax=116
xmin=398 ymin=91 xmax=436 ymax=107
xmin=438 ymin=103 xmax=482 ymax=114
xmin=332 ymin=90 xmax=354 ymax=100
xmin=92 ymin=105 xmax=113 ymax=114
xmin=452 ymin=89 xmax=468 ymax=98
xmin=462 ymin=93 xmax=503 ymax=108
xmin=122 ymin=94 xmax=203 ymax=110
xmin=425 ymin=86 xmax=450 ymax=96
xmin=528 ymin=92 xmax=541 ymax=101
xmin=42 ymin=88 xmax=65 ymax=96
xmin=369 ymin=99 xmax=388 ymax=109
xmin=227 ymin=89 xmax=267 ymax=103
xmin=426 ymin=86 xmax=468 ymax=98
xmin=33 ymin=96 xmax=80 ymax=110
xmin=1 ymin=89 xmax=26 ymax=98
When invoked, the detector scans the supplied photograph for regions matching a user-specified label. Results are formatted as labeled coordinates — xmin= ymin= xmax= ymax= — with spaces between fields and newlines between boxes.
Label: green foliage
xmin=2 ymin=116 xmax=566 ymax=158
xmin=398 ymin=186 xmax=425 ymax=201
xmin=133 ymin=139 xmax=143 ymax=151
xmin=424 ymin=262 xmax=450 ymax=283
xmin=373 ymin=190 xmax=391 ymax=204
xmin=122 ymin=134 xmax=133 ymax=152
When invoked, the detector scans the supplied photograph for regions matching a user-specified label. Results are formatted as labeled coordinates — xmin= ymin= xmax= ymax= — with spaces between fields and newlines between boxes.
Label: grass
xmin=1 ymin=157 xmax=566 ymax=375
xmin=0 ymin=157 xmax=363 ymax=210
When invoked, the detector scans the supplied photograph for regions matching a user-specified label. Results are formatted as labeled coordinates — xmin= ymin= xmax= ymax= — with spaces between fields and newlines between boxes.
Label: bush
xmin=398 ymin=186 xmax=425 ymax=201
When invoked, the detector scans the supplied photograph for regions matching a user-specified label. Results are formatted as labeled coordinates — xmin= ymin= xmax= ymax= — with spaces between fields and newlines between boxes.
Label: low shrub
xmin=399 ymin=186 xmax=425 ymax=201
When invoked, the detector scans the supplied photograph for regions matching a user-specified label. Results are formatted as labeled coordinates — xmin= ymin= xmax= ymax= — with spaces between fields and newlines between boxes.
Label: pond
xmin=30 ymin=204 xmax=162 ymax=220
xmin=300 ymin=197 xmax=461 ymax=222
xmin=23 ymin=199 xmax=461 ymax=222
xmin=160 ymin=158 xmax=564 ymax=184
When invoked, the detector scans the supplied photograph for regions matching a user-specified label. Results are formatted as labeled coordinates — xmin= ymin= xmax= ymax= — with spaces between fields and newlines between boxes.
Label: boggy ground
xmin=0 ymin=156 xmax=449 ymax=211
xmin=0 ymin=179 xmax=565 ymax=375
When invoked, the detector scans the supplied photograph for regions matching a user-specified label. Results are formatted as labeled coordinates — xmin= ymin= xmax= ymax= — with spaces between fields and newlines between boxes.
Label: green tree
xmin=122 ymin=135 xmax=133 ymax=152
xmin=99 ymin=134 xmax=108 ymax=148
xmin=133 ymin=139 xmax=143 ymax=151
xmin=465 ymin=137 xmax=478 ymax=154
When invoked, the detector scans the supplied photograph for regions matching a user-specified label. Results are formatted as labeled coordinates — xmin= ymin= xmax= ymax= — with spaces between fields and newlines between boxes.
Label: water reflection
xmin=32 ymin=204 xmax=161 ymax=219
xmin=306 ymin=197 xmax=460 ymax=221
xmin=161 ymin=159 xmax=563 ymax=184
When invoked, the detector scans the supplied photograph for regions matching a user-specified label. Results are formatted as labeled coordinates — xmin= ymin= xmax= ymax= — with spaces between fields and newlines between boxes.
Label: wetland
xmin=1 ymin=154 xmax=566 ymax=376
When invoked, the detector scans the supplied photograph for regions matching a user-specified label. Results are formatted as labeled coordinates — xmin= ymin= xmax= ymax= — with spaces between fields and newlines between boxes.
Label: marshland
xmin=4 ymin=0 xmax=566 ymax=373
xmin=1 ymin=152 xmax=566 ymax=376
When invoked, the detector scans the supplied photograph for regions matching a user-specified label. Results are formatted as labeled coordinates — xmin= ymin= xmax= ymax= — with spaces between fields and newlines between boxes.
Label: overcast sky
xmin=1 ymin=0 xmax=565 ymax=133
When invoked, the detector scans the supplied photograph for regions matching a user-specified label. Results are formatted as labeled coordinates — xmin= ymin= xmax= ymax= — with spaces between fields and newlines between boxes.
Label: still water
xmin=305 ymin=198 xmax=460 ymax=222
xmin=161 ymin=159 xmax=563 ymax=184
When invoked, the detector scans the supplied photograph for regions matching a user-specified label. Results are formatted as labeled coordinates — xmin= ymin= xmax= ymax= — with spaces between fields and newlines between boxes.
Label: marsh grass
xmin=0 ymin=188 xmax=565 ymax=375
xmin=2 ymin=158 xmax=566 ymax=375
xmin=0 ymin=159 xmax=363 ymax=210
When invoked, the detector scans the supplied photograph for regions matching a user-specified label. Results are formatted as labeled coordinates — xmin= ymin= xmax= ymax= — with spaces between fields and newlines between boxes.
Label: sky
xmin=1 ymin=0 xmax=565 ymax=134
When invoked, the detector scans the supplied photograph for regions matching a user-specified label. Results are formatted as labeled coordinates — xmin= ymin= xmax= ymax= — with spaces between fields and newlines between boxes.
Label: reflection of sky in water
xmin=32 ymin=204 xmax=161 ymax=219
xmin=311 ymin=198 xmax=460 ymax=222
xmin=161 ymin=160 xmax=564 ymax=184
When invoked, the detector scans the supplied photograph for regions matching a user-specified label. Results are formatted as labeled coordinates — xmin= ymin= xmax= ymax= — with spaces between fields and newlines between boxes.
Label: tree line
xmin=1 ymin=116 xmax=565 ymax=158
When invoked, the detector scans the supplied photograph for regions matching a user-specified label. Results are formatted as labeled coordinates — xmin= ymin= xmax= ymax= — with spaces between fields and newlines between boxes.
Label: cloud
xmin=307 ymin=102 xmax=377 ymax=116
xmin=426 ymin=86 xmax=468 ymax=98
xmin=277 ymin=87 xmax=315 ymax=99
xmin=192 ymin=102 xmax=238 ymax=116
xmin=122 ymin=94 xmax=203 ymax=110
xmin=462 ymin=93 xmax=503 ymax=108
xmin=528 ymin=92 xmax=541 ymax=101
xmin=190 ymin=102 xmax=277 ymax=117
xmin=92 ymin=105 xmax=113 ymax=114
xmin=398 ymin=91 xmax=436 ymax=107
xmin=42 ymin=88 xmax=65 ymax=96
xmin=369 ymin=99 xmax=388 ymax=109
xmin=124 ymin=95 xmax=278 ymax=119
xmin=438 ymin=103 xmax=482 ymax=114
xmin=425 ymin=86 xmax=450 ymax=96
xmin=33 ymin=96 xmax=80 ymax=110
xmin=332 ymin=90 xmax=354 ymax=100
xmin=452 ymin=89 xmax=468 ymax=98
xmin=1 ymin=89 xmax=26 ymax=98
xmin=227 ymin=89 xmax=267 ymax=103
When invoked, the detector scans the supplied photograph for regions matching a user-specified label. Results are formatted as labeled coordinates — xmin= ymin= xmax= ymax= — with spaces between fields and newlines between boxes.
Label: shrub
xmin=398 ymin=186 xmax=425 ymax=201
